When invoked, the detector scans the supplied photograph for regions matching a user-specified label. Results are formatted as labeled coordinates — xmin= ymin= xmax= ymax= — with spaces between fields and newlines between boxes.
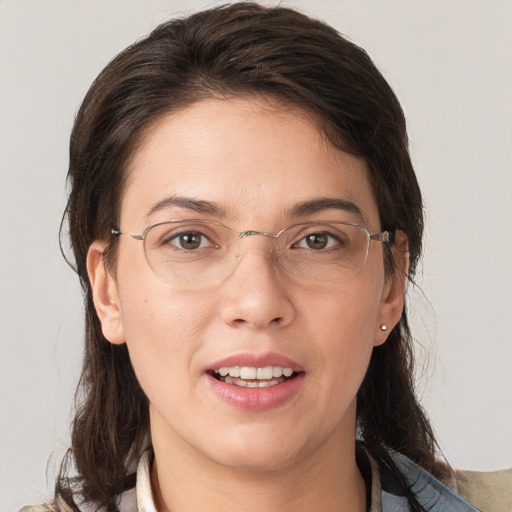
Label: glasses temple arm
xmin=370 ymin=230 xmax=395 ymax=243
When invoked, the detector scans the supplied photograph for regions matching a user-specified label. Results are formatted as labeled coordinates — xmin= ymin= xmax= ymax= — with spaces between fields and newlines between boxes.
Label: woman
xmin=19 ymin=3 xmax=507 ymax=512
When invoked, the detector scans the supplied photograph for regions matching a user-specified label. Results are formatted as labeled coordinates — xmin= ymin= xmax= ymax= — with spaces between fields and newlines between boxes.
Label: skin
xmin=87 ymin=96 xmax=408 ymax=512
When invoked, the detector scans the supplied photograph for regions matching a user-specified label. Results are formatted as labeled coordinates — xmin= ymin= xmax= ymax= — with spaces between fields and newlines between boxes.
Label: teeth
xmin=273 ymin=367 xmax=283 ymax=378
xmin=240 ymin=367 xmax=257 ymax=379
xmin=257 ymin=366 xmax=273 ymax=379
xmin=229 ymin=366 xmax=240 ymax=377
xmin=215 ymin=365 xmax=295 ymax=380
xmin=222 ymin=376 xmax=281 ymax=388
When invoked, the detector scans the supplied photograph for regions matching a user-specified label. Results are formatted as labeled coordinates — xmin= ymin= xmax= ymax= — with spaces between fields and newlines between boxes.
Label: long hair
xmin=59 ymin=4 xmax=444 ymax=511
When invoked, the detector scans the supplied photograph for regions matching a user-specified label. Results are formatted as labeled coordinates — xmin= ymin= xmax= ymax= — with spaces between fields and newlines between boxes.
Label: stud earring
xmin=380 ymin=324 xmax=388 ymax=331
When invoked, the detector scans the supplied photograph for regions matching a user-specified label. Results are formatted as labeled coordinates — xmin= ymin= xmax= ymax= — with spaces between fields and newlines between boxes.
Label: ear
xmin=374 ymin=231 xmax=410 ymax=346
xmin=86 ymin=241 xmax=126 ymax=345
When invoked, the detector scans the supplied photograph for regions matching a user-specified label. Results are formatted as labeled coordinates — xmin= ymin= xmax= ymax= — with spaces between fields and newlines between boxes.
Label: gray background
xmin=1 ymin=1 xmax=511 ymax=510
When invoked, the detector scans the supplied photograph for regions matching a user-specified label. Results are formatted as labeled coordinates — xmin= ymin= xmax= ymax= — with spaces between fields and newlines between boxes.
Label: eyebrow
xmin=146 ymin=195 xmax=227 ymax=219
xmin=146 ymin=195 xmax=365 ymax=224
xmin=287 ymin=197 xmax=366 ymax=223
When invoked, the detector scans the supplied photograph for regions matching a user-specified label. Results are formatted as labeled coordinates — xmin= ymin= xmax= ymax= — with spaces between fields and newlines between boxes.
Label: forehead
xmin=121 ymin=96 xmax=379 ymax=229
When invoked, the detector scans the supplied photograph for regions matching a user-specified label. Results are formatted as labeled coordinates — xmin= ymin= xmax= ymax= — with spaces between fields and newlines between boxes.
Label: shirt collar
xmin=136 ymin=450 xmax=157 ymax=512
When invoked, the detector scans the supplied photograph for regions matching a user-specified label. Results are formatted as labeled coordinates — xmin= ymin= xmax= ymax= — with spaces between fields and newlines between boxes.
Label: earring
xmin=380 ymin=324 xmax=388 ymax=331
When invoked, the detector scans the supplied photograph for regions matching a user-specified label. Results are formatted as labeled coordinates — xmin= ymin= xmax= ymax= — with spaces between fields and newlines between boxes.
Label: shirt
xmin=21 ymin=447 xmax=484 ymax=512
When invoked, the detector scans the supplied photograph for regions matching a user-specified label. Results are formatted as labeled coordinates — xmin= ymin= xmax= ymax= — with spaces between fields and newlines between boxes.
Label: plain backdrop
xmin=1 ymin=1 xmax=511 ymax=510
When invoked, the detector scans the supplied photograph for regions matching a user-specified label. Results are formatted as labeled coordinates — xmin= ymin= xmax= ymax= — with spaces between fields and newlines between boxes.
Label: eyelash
xmin=162 ymin=230 xmax=217 ymax=251
xmin=293 ymin=231 xmax=346 ymax=250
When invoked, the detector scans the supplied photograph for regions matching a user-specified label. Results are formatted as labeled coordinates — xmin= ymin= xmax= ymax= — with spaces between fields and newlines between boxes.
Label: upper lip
xmin=207 ymin=352 xmax=304 ymax=372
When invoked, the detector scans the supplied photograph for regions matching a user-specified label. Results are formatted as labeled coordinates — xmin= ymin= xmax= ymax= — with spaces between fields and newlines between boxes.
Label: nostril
xmin=231 ymin=316 xmax=282 ymax=326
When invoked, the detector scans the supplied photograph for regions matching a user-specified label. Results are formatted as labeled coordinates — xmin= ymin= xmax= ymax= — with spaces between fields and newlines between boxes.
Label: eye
xmin=164 ymin=230 xmax=214 ymax=251
xmin=295 ymin=231 xmax=343 ymax=250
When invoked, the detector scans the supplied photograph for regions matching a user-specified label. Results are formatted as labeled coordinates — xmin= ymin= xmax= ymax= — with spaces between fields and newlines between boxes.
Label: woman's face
xmin=89 ymin=96 xmax=405 ymax=471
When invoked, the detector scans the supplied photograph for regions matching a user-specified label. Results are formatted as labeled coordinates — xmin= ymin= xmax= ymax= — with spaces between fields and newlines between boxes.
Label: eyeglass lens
xmin=142 ymin=220 xmax=373 ymax=288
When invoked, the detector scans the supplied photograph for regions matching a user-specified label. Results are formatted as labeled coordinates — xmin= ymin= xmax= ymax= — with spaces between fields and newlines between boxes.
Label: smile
xmin=211 ymin=366 xmax=296 ymax=388
xmin=206 ymin=353 xmax=305 ymax=410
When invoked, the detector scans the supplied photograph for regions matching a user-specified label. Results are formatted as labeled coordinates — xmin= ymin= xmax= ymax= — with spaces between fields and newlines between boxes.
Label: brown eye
xmin=176 ymin=232 xmax=203 ymax=250
xmin=165 ymin=231 xmax=210 ymax=251
xmin=304 ymin=233 xmax=329 ymax=250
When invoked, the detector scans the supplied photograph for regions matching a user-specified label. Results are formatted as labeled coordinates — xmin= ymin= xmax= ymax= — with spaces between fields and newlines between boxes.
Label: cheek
xmin=302 ymin=279 xmax=383 ymax=384
xmin=284 ymin=285 xmax=380 ymax=444
xmin=305 ymin=278 xmax=382 ymax=341
xmin=116 ymin=281 xmax=215 ymax=388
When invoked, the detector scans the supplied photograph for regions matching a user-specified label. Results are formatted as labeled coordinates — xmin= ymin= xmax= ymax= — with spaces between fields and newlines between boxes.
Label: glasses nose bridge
xmin=236 ymin=229 xmax=282 ymax=253
xmin=238 ymin=229 xmax=279 ymax=240
xmin=230 ymin=230 xmax=282 ymax=262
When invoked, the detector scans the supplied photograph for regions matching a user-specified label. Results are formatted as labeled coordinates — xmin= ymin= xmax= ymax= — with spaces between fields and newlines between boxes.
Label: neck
xmin=150 ymin=409 xmax=367 ymax=512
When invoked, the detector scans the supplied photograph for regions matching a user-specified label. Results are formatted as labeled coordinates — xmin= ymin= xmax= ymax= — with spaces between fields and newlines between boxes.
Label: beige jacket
xmin=449 ymin=468 xmax=512 ymax=512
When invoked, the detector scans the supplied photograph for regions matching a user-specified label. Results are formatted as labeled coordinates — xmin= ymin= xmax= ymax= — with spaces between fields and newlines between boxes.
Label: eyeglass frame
xmin=111 ymin=219 xmax=394 ymax=285
xmin=111 ymin=219 xmax=394 ymax=282
xmin=112 ymin=219 xmax=393 ymax=244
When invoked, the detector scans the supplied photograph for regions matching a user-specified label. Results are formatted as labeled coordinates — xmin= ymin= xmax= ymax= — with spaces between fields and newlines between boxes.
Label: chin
xmin=200 ymin=426 xmax=311 ymax=472
xmin=212 ymin=447 xmax=301 ymax=473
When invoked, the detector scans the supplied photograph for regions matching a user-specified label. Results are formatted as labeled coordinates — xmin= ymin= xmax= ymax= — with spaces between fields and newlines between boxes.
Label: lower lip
xmin=207 ymin=373 xmax=305 ymax=411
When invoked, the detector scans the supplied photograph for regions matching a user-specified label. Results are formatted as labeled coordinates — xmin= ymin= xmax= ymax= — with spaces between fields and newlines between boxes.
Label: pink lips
xmin=206 ymin=352 xmax=305 ymax=411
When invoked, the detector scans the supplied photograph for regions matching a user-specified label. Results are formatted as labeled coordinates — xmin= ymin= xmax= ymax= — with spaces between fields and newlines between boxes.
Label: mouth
xmin=208 ymin=365 xmax=299 ymax=388
xmin=206 ymin=355 xmax=305 ymax=410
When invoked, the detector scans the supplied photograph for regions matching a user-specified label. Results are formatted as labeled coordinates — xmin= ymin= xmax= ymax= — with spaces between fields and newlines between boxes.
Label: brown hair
xmin=59 ymin=4 xmax=444 ymax=511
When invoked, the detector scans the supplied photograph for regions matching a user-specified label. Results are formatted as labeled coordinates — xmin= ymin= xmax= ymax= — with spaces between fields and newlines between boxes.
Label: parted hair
xmin=59 ymin=3 xmax=445 ymax=511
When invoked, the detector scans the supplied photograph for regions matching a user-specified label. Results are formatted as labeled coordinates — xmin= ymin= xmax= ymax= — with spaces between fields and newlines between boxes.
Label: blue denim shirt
xmin=380 ymin=451 xmax=480 ymax=511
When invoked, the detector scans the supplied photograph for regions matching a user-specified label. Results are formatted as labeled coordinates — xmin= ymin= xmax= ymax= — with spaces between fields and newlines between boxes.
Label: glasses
xmin=112 ymin=219 xmax=393 ymax=288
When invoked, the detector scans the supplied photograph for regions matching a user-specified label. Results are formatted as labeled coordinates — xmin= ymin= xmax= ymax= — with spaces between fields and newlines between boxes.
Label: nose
xmin=219 ymin=241 xmax=295 ymax=330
